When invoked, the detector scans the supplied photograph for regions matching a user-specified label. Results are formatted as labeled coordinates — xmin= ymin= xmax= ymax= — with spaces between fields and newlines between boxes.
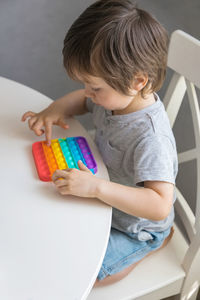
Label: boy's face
xmin=80 ymin=75 xmax=137 ymax=113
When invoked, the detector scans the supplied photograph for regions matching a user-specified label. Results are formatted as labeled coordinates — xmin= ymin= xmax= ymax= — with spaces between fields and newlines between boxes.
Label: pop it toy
xmin=32 ymin=136 xmax=97 ymax=181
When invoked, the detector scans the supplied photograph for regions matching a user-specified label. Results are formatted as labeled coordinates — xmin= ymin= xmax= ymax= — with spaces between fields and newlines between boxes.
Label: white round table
xmin=0 ymin=77 xmax=112 ymax=300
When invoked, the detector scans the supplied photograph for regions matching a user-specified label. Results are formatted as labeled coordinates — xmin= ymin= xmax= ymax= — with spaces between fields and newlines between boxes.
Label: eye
xmin=92 ymin=88 xmax=101 ymax=92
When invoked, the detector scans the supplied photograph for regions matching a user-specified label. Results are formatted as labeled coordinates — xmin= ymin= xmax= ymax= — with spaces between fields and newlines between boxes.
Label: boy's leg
xmin=94 ymin=227 xmax=174 ymax=287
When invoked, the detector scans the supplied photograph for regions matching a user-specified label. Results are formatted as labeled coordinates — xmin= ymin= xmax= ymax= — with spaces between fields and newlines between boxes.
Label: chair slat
xmin=168 ymin=30 xmax=200 ymax=89
xmin=163 ymin=73 xmax=186 ymax=128
xmin=186 ymin=81 xmax=200 ymax=151
xmin=195 ymin=157 xmax=200 ymax=233
xmin=182 ymin=231 xmax=200 ymax=298
xmin=178 ymin=149 xmax=197 ymax=163
xmin=175 ymin=187 xmax=195 ymax=242
xmin=185 ymin=80 xmax=200 ymax=233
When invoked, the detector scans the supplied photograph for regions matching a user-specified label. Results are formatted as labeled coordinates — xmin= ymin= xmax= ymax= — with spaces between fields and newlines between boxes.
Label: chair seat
xmin=87 ymin=224 xmax=187 ymax=300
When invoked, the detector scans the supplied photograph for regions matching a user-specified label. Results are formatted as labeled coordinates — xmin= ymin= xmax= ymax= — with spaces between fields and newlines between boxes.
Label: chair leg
xmin=185 ymin=287 xmax=199 ymax=300
xmin=169 ymin=286 xmax=200 ymax=300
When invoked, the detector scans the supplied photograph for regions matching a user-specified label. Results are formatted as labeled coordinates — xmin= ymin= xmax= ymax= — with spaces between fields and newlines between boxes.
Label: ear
xmin=132 ymin=74 xmax=149 ymax=92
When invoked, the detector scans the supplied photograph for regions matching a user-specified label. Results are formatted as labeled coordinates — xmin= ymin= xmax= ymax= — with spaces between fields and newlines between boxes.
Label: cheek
xmin=95 ymin=91 xmax=106 ymax=102
xmin=99 ymin=91 xmax=119 ymax=107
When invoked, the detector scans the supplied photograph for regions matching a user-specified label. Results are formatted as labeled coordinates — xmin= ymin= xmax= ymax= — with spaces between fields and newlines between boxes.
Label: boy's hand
xmin=52 ymin=161 xmax=99 ymax=198
xmin=21 ymin=104 xmax=69 ymax=146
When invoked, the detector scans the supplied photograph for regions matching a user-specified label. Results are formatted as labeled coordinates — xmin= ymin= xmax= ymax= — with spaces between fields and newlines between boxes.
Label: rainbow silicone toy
xmin=32 ymin=136 xmax=97 ymax=181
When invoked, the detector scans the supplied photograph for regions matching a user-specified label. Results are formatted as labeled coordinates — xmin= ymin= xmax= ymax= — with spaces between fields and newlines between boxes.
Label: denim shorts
xmin=97 ymin=226 xmax=171 ymax=280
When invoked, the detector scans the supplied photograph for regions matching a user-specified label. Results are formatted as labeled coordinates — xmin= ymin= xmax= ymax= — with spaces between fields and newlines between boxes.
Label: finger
xmin=44 ymin=121 xmax=53 ymax=146
xmin=54 ymin=179 xmax=67 ymax=187
xmin=21 ymin=111 xmax=35 ymax=122
xmin=32 ymin=120 xmax=45 ymax=136
xmin=57 ymin=118 xmax=69 ymax=129
xmin=52 ymin=169 xmax=68 ymax=181
xmin=28 ymin=116 xmax=37 ymax=130
xmin=33 ymin=127 xmax=45 ymax=136
xmin=78 ymin=160 xmax=92 ymax=173
xmin=58 ymin=186 xmax=70 ymax=195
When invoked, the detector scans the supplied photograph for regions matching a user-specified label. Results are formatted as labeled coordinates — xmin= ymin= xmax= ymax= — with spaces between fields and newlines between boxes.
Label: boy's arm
xmin=51 ymin=89 xmax=88 ymax=116
xmin=52 ymin=161 xmax=174 ymax=221
xmin=95 ymin=179 xmax=174 ymax=221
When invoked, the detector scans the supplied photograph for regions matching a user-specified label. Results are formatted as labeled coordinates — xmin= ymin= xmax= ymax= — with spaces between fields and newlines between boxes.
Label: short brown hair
xmin=62 ymin=0 xmax=169 ymax=97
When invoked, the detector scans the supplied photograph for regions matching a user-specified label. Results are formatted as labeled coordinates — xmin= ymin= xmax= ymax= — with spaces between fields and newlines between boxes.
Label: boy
xmin=22 ymin=0 xmax=178 ymax=286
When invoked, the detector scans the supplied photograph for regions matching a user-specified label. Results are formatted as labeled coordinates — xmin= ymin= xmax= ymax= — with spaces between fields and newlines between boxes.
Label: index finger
xmin=45 ymin=121 xmax=52 ymax=146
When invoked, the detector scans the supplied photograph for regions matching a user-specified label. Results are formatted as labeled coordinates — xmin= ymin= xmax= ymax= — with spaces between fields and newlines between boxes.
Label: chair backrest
xmin=163 ymin=30 xmax=200 ymax=296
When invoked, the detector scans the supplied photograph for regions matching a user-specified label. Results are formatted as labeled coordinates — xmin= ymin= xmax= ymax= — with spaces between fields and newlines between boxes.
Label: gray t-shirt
xmin=86 ymin=94 xmax=178 ymax=241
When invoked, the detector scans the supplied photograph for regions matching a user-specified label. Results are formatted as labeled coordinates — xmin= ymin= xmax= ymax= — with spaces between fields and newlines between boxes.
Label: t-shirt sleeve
xmin=86 ymin=98 xmax=95 ymax=113
xmin=133 ymin=135 xmax=177 ymax=186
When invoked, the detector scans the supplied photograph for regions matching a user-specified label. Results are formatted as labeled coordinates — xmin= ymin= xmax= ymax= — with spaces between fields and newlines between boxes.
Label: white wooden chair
xmin=87 ymin=30 xmax=200 ymax=300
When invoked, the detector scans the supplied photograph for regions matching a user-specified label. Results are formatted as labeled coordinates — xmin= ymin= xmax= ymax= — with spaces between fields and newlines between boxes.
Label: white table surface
xmin=0 ymin=77 xmax=112 ymax=300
